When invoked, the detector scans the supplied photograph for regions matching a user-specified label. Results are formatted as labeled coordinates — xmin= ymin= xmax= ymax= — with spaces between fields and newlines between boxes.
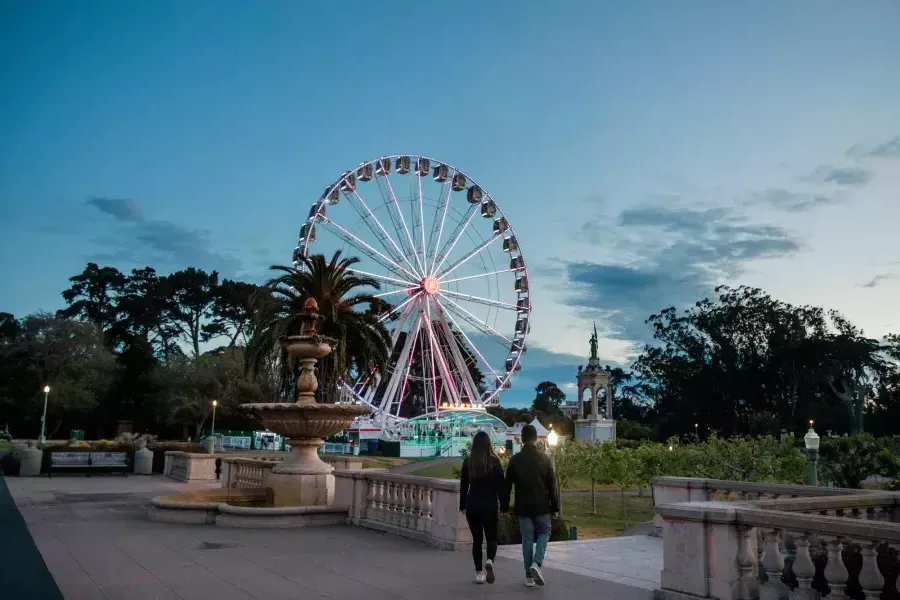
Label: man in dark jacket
xmin=504 ymin=424 xmax=558 ymax=587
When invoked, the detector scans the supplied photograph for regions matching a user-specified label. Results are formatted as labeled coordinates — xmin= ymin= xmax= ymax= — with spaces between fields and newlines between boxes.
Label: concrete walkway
xmin=5 ymin=475 xmax=660 ymax=600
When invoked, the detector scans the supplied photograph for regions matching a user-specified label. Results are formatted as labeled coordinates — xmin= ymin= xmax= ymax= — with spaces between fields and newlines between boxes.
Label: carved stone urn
xmin=241 ymin=298 xmax=368 ymax=506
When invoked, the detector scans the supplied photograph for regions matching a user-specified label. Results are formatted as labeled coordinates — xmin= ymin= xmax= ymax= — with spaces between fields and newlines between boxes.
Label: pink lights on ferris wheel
xmin=297 ymin=155 xmax=531 ymax=423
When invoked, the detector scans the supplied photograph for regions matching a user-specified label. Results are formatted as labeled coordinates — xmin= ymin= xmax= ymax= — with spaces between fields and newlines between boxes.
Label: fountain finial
xmin=299 ymin=297 xmax=323 ymax=337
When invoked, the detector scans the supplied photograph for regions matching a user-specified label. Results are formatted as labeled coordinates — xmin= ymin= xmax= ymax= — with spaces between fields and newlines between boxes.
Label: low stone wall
xmin=333 ymin=470 xmax=471 ymax=551
xmin=162 ymin=451 xmax=218 ymax=482
xmin=651 ymin=477 xmax=900 ymax=600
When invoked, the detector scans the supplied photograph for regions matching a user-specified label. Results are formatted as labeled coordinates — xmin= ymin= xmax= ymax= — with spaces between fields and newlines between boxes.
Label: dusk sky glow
xmin=2 ymin=0 xmax=899 ymax=407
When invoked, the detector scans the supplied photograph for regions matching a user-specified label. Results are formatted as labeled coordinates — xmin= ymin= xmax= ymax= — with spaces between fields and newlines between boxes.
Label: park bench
xmin=48 ymin=451 xmax=129 ymax=477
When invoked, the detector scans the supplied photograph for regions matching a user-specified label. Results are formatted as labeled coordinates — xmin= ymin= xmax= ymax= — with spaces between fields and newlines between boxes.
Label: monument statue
xmin=589 ymin=322 xmax=598 ymax=360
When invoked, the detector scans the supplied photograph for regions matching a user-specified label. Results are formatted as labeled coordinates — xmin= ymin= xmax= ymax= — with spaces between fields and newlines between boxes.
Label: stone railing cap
xmin=651 ymin=476 xmax=867 ymax=496
xmin=657 ymin=501 xmax=900 ymax=543
xmin=333 ymin=470 xmax=460 ymax=492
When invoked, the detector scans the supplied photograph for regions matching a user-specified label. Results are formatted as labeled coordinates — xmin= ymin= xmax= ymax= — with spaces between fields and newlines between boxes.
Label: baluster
xmin=738 ymin=526 xmax=758 ymax=600
xmin=395 ymin=483 xmax=405 ymax=527
xmin=760 ymin=529 xmax=787 ymax=600
xmin=421 ymin=488 xmax=433 ymax=532
xmin=388 ymin=482 xmax=398 ymax=524
xmin=400 ymin=484 xmax=411 ymax=528
xmin=822 ymin=537 xmax=849 ymax=600
xmin=375 ymin=480 xmax=385 ymax=522
xmin=879 ymin=507 xmax=892 ymax=522
xmin=409 ymin=485 xmax=421 ymax=530
xmin=856 ymin=540 xmax=883 ymax=600
xmin=365 ymin=479 xmax=376 ymax=519
xmin=789 ymin=532 xmax=818 ymax=600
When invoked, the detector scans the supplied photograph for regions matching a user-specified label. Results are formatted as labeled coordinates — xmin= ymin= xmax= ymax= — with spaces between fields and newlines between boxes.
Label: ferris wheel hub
xmin=421 ymin=275 xmax=440 ymax=296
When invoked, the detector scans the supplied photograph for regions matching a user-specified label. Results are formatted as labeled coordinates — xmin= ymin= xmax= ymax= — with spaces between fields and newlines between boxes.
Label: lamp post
xmin=547 ymin=426 xmax=559 ymax=514
xmin=804 ymin=421 xmax=820 ymax=487
xmin=210 ymin=400 xmax=218 ymax=453
xmin=39 ymin=385 xmax=51 ymax=445
xmin=694 ymin=423 xmax=699 ymax=439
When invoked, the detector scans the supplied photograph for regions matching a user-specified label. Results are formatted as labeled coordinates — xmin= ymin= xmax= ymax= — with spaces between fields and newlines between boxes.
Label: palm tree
xmin=246 ymin=251 xmax=392 ymax=403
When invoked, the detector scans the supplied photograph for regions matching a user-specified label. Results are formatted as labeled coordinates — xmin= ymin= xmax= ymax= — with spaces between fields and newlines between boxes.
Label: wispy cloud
xmin=804 ymin=165 xmax=873 ymax=187
xmin=860 ymin=274 xmax=896 ymax=288
xmin=86 ymin=197 xmax=242 ymax=276
xmin=563 ymin=204 xmax=802 ymax=346
xmin=86 ymin=197 xmax=145 ymax=222
xmin=865 ymin=135 xmax=900 ymax=158
xmin=752 ymin=188 xmax=837 ymax=212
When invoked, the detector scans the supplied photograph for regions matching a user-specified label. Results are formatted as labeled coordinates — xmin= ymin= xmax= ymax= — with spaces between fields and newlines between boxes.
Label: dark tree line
xmin=1 ymin=263 xmax=266 ymax=440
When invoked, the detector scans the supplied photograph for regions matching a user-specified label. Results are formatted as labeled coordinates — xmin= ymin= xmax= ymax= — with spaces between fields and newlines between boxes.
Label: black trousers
xmin=465 ymin=509 xmax=498 ymax=571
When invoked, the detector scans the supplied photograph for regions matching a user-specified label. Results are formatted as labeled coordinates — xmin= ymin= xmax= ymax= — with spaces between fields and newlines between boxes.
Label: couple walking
xmin=458 ymin=424 xmax=559 ymax=587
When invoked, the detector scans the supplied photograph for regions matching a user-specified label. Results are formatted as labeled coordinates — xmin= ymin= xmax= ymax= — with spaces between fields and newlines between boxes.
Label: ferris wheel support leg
xmin=432 ymin=302 xmax=482 ymax=405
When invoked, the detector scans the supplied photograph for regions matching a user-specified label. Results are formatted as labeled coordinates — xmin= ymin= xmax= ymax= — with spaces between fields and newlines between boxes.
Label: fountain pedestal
xmin=241 ymin=298 xmax=369 ymax=508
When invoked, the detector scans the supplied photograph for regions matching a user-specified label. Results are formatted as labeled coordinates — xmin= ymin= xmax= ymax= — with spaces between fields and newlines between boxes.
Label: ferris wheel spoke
xmin=378 ymin=313 xmax=422 ymax=415
xmin=346 ymin=268 xmax=415 ymax=288
xmin=378 ymin=291 xmax=422 ymax=324
xmin=416 ymin=173 xmax=428 ymax=278
xmin=322 ymin=218 xmax=418 ymax=281
xmin=430 ymin=205 xmax=479 ymax=276
xmin=423 ymin=297 xmax=460 ymax=405
xmin=435 ymin=233 xmax=502 ymax=280
xmin=382 ymin=173 xmax=426 ymax=275
xmin=438 ymin=289 xmax=518 ymax=311
xmin=440 ymin=295 xmax=513 ymax=346
xmin=426 ymin=181 xmax=452 ymax=274
xmin=347 ymin=189 xmax=421 ymax=278
xmin=374 ymin=288 xmax=416 ymax=298
xmin=440 ymin=268 xmax=518 ymax=285
xmin=434 ymin=297 xmax=502 ymax=384
xmin=431 ymin=301 xmax=483 ymax=403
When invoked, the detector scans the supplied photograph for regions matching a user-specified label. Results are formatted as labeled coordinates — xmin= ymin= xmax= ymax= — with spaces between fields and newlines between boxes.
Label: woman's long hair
xmin=468 ymin=431 xmax=497 ymax=480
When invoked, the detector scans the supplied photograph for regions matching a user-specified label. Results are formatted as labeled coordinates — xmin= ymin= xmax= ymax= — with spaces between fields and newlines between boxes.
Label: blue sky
xmin=2 ymin=1 xmax=899 ymax=407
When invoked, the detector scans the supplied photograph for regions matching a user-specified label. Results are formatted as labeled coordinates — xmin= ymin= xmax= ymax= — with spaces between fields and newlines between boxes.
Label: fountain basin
xmin=241 ymin=402 xmax=370 ymax=506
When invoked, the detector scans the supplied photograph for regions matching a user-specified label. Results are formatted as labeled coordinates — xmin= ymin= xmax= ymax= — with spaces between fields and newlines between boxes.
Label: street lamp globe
xmin=547 ymin=428 xmax=559 ymax=449
xmin=43 ymin=385 xmax=50 ymax=394
xmin=804 ymin=423 xmax=820 ymax=451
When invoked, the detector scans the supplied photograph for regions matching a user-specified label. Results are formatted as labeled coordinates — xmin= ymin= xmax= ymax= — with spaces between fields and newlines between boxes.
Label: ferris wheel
xmin=294 ymin=155 xmax=531 ymax=424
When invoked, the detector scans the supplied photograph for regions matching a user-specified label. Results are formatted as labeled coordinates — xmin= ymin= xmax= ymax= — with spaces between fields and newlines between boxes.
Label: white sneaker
xmin=529 ymin=565 xmax=545 ymax=586
xmin=525 ymin=577 xmax=535 ymax=587
xmin=475 ymin=571 xmax=486 ymax=584
xmin=485 ymin=560 xmax=495 ymax=584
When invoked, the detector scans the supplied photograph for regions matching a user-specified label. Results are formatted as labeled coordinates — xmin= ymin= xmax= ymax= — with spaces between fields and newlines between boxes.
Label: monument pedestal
xmin=575 ymin=418 xmax=616 ymax=443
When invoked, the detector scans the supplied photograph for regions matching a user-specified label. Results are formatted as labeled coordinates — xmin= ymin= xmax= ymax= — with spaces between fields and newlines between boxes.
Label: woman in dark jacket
xmin=459 ymin=431 xmax=509 ymax=584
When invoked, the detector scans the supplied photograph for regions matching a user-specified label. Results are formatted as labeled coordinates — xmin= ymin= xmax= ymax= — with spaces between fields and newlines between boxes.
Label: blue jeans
xmin=518 ymin=514 xmax=551 ymax=577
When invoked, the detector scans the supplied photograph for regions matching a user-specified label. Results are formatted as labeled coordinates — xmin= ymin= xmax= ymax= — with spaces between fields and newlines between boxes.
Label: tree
xmin=213 ymin=280 xmax=259 ymax=347
xmin=607 ymin=446 xmax=640 ymax=526
xmin=573 ymin=441 xmax=612 ymax=515
xmin=553 ymin=440 xmax=581 ymax=517
xmin=57 ymin=263 xmax=125 ymax=345
xmin=112 ymin=267 xmax=181 ymax=360
xmin=4 ymin=314 xmax=118 ymax=437
xmin=247 ymin=251 xmax=392 ymax=403
xmin=165 ymin=268 xmax=223 ymax=360
xmin=532 ymin=381 xmax=566 ymax=414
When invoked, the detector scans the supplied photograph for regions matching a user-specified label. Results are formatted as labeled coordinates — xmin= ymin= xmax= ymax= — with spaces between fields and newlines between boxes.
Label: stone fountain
xmin=240 ymin=298 xmax=369 ymax=507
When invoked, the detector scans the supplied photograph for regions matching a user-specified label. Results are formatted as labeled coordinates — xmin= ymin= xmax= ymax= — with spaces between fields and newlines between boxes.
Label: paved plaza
xmin=3 ymin=475 xmax=661 ymax=600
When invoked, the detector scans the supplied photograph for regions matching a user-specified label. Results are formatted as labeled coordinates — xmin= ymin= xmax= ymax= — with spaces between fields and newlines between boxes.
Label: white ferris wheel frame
xmin=293 ymin=154 xmax=532 ymax=425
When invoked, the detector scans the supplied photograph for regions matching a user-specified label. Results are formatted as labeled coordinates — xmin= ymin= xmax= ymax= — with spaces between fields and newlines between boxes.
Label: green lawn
xmin=410 ymin=460 xmax=462 ymax=479
xmin=560 ymin=495 xmax=655 ymax=539
xmin=0 ymin=442 xmax=11 ymax=451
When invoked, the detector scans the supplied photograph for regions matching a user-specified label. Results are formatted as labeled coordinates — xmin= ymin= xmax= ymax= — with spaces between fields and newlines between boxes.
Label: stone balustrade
xmin=652 ymin=477 xmax=900 ymax=600
xmin=334 ymin=470 xmax=471 ymax=551
xmin=219 ymin=458 xmax=276 ymax=489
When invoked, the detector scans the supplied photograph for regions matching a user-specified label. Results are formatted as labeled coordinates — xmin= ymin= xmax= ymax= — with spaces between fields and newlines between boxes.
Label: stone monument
xmin=574 ymin=323 xmax=616 ymax=443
